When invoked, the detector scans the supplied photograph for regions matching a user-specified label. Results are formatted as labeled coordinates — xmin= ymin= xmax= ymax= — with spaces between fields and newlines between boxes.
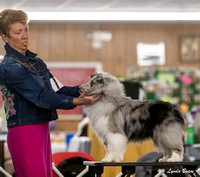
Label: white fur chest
xmin=84 ymin=98 xmax=115 ymax=136
xmin=84 ymin=98 xmax=114 ymax=119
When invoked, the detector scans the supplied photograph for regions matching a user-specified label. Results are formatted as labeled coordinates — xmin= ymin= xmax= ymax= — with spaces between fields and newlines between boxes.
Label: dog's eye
xmin=98 ymin=79 xmax=103 ymax=83
xmin=91 ymin=73 xmax=97 ymax=78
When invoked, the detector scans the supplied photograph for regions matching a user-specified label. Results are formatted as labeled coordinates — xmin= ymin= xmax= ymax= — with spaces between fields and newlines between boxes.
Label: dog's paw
xmin=102 ymin=157 xmax=113 ymax=162
xmin=158 ymin=155 xmax=169 ymax=162
xmin=167 ymin=151 xmax=183 ymax=162
xmin=102 ymin=156 xmax=121 ymax=162
xmin=159 ymin=158 xmax=167 ymax=162
xmin=167 ymin=157 xmax=182 ymax=162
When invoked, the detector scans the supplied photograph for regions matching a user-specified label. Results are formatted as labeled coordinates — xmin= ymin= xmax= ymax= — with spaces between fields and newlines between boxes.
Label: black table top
xmin=83 ymin=161 xmax=200 ymax=167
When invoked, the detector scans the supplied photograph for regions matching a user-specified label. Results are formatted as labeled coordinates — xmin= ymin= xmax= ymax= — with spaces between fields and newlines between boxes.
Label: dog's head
xmin=80 ymin=72 xmax=124 ymax=96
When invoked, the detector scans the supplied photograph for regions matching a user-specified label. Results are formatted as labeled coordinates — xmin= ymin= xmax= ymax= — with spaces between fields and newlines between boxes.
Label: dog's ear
xmin=103 ymin=74 xmax=118 ymax=85
xmin=103 ymin=76 xmax=113 ymax=85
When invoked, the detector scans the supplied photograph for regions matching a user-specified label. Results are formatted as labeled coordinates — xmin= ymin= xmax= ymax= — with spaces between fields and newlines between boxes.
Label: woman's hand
xmin=73 ymin=90 xmax=101 ymax=106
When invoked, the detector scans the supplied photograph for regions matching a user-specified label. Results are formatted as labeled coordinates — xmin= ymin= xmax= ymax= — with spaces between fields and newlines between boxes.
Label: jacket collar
xmin=5 ymin=43 xmax=37 ymax=62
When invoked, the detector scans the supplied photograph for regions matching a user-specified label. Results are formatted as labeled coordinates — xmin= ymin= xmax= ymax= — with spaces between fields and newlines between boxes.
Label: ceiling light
xmin=85 ymin=30 xmax=112 ymax=49
xmin=27 ymin=12 xmax=200 ymax=21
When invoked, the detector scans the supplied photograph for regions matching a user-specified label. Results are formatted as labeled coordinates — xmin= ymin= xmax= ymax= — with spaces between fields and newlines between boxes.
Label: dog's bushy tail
xmin=171 ymin=104 xmax=185 ymax=126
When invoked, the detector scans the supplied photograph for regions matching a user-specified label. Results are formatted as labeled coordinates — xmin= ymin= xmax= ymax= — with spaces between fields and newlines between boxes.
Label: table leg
xmin=88 ymin=166 xmax=104 ymax=177
xmin=121 ymin=166 xmax=136 ymax=177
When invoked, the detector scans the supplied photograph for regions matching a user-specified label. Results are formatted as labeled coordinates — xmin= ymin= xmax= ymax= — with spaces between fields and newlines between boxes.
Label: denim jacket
xmin=0 ymin=43 xmax=80 ymax=129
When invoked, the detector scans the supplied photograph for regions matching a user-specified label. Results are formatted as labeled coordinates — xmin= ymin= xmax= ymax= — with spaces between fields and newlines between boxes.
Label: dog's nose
xmin=79 ymin=85 xmax=84 ymax=93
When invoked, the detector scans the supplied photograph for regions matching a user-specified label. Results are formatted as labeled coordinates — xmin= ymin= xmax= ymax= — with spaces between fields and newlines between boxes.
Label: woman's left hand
xmin=73 ymin=90 xmax=101 ymax=106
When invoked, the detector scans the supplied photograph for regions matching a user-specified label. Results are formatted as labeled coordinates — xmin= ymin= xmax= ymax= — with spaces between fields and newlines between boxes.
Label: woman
xmin=0 ymin=9 xmax=100 ymax=177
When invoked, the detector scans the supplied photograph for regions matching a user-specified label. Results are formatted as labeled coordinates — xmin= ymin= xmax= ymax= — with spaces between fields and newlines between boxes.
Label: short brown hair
xmin=0 ymin=9 xmax=28 ymax=36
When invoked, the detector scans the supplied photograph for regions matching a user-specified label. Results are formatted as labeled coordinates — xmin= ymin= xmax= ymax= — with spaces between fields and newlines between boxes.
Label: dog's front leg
xmin=102 ymin=132 xmax=127 ymax=162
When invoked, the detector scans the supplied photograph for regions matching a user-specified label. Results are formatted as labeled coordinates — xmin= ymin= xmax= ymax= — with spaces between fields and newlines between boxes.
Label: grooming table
xmin=83 ymin=161 xmax=200 ymax=177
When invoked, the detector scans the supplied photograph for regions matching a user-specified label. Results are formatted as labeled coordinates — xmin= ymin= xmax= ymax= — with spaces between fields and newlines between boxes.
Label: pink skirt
xmin=7 ymin=123 xmax=53 ymax=177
